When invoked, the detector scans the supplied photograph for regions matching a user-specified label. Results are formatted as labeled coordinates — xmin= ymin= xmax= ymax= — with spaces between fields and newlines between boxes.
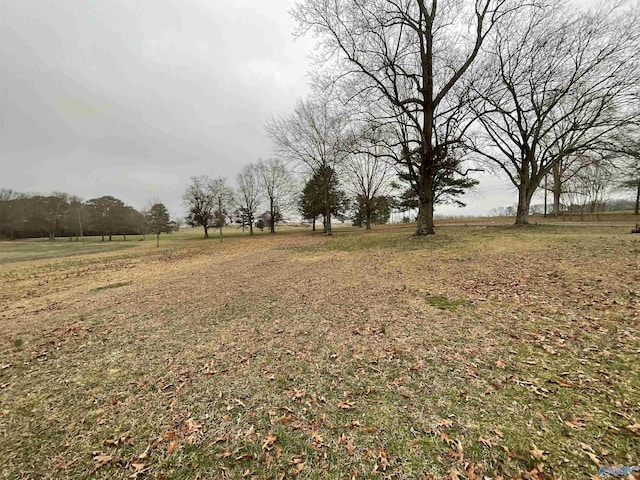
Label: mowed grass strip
xmin=0 ymin=224 xmax=638 ymax=479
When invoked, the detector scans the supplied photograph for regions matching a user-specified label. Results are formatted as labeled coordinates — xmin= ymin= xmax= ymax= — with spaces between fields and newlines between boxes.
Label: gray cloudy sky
xmin=0 ymin=0 xmax=536 ymax=219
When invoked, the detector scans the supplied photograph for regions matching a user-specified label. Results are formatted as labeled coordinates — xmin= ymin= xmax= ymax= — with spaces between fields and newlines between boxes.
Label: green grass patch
xmin=425 ymin=294 xmax=471 ymax=311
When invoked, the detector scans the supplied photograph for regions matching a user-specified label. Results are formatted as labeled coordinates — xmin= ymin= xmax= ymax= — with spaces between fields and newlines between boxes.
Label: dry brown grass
xmin=0 ymin=224 xmax=638 ymax=479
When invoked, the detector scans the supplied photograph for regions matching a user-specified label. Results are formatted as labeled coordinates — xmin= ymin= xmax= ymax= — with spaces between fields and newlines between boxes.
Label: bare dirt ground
xmin=0 ymin=224 xmax=638 ymax=479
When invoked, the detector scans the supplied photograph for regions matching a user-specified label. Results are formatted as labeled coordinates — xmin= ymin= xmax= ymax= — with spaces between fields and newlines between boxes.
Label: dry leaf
xmin=310 ymin=431 xmax=323 ymax=444
xmin=495 ymin=359 xmax=506 ymax=369
xmin=93 ymin=454 xmax=114 ymax=469
xmin=447 ymin=467 xmax=461 ymax=480
xmin=564 ymin=418 xmax=585 ymax=430
xmin=338 ymin=401 xmax=356 ymax=410
xmin=530 ymin=444 xmax=545 ymax=460
xmin=262 ymin=433 xmax=277 ymax=452
xmin=466 ymin=463 xmax=479 ymax=480
xmin=292 ymin=389 xmax=306 ymax=401
xmin=346 ymin=438 xmax=355 ymax=456
xmin=379 ymin=447 xmax=390 ymax=471
xmin=129 ymin=463 xmax=145 ymax=479
xmin=166 ymin=439 xmax=179 ymax=455
xmin=437 ymin=419 xmax=454 ymax=428
xmin=213 ymin=433 xmax=229 ymax=444
xmin=623 ymin=423 xmax=640 ymax=434
xmin=585 ymin=451 xmax=600 ymax=466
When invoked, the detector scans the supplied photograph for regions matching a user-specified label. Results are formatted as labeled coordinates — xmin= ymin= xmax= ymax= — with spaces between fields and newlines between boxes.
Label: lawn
xmin=0 ymin=224 xmax=638 ymax=479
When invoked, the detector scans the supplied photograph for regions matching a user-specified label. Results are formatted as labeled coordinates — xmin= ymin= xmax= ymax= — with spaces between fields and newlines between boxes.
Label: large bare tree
xmin=292 ymin=0 xmax=517 ymax=235
xmin=469 ymin=1 xmax=640 ymax=224
xmin=267 ymin=97 xmax=349 ymax=235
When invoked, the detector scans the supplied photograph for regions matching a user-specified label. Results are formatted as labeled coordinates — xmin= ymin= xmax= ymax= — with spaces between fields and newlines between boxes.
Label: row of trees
xmin=265 ymin=0 xmax=640 ymax=235
xmin=182 ymin=159 xmax=297 ymax=239
xmin=0 ymin=189 xmax=175 ymax=243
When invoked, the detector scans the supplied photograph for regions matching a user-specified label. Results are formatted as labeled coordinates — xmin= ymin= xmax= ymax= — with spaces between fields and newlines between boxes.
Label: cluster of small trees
xmin=266 ymin=0 xmax=640 ymax=235
xmin=0 ymin=189 xmax=175 ymax=243
xmin=182 ymin=159 xmax=298 ymax=239
xmin=183 ymin=156 xmax=400 ymax=238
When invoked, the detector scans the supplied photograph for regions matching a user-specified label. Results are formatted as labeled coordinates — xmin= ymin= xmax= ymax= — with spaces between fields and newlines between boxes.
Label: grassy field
xmin=0 ymin=223 xmax=638 ymax=479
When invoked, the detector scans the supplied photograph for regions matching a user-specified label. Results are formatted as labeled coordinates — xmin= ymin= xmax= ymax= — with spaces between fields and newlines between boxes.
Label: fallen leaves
xmin=291 ymin=389 xmax=306 ymax=401
xmin=261 ymin=433 xmax=277 ymax=452
xmin=166 ymin=439 xmax=180 ymax=455
xmin=378 ymin=447 xmax=390 ymax=471
xmin=529 ymin=444 xmax=545 ymax=460
xmin=563 ymin=416 xmax=586 ymax=430
xmin=337 ymin=400 xmax=356 ymax=410
xmin=104 ymin=434 xmax=133 ymax=448
xmin=92 ymin=453 xmax=117 ymax=470
xmin=622 ymin=423 xmax=640 ymax=435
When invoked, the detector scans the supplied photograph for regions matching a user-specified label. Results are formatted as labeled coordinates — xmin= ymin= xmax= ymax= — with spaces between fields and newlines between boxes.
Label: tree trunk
xmin=249 ymin=217 xmax=254 ymax=235
xmin=324 ymin=210 xmax=332 ymax=235
xmin=49 ymin=231 xmax=55 ymax=241
xmin=635 ymin=178 xmax=639 ymax=215
xmin=552 ymin=163 xmax=562 ymax=216
xmin=101 ymin=233 xmax=105 ymax=242
xmin=365 ymin=208 xmax=372 ymax=230
xmin=156 ymin=233 xmax=160 ymax=247
xmin=218 ymin=197 xmax=224 ymax=242
xmin=323 ymin=183 xmax=332 ymax=235
xmin=123 ymin=233 xmax=127 ymax=241
xmin=312 ymin=217 xmax=316 ymax=231
xmin=203 ymin=226 xmax=209 ymax=238
xmin=109 ymin=233 xmax=112 ymax=241
xmin=269 ymin=198 xmax=276 ymax=233
xmin=515 ymin=185 xmax=532 ymax=225
xmin=415 ymin=176 xmax=435 ymax=236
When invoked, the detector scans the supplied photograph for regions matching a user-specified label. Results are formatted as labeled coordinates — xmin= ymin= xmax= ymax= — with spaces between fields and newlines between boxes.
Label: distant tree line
xmin=0 ymin=190 xmax=177 ymax=241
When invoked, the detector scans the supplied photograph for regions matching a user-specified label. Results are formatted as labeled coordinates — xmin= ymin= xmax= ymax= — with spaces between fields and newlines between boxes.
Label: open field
xmin=0 ymin=224 xmax=638 ymax=479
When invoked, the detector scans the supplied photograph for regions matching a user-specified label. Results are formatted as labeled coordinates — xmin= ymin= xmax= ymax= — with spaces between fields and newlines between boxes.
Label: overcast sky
xmin=0 ymin=0 xmax=562 ymax=218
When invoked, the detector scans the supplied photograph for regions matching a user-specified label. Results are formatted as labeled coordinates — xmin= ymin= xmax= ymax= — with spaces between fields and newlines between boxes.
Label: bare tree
xmin=549 ymin=155 xmax=593 ymax=216
xmin=563 ymin=157 xmax=614 ymax=220
xmin=210 ymin=178 xmax=234 ymax=242
xmin=267 ymin=97 xmax=349 ymax=235
xmin=292 ymin=0 xmax=518 ymax=235
xmin=256 ymin=158 xmax=296 ymax=233
xmin=579 ymin=158 xmax=615 ymax=217
xmin=236 ymin=164 xmax=262 ymax=236
xmin=608 ymin=126 xmax=640 ymax=215
xmin=183 ymin=175 xmax=216 ymax=238
xmin=469 ymin=1 xmax=640 ymax=224
xmin=344 ymin=149 xmax=394 ymax=230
